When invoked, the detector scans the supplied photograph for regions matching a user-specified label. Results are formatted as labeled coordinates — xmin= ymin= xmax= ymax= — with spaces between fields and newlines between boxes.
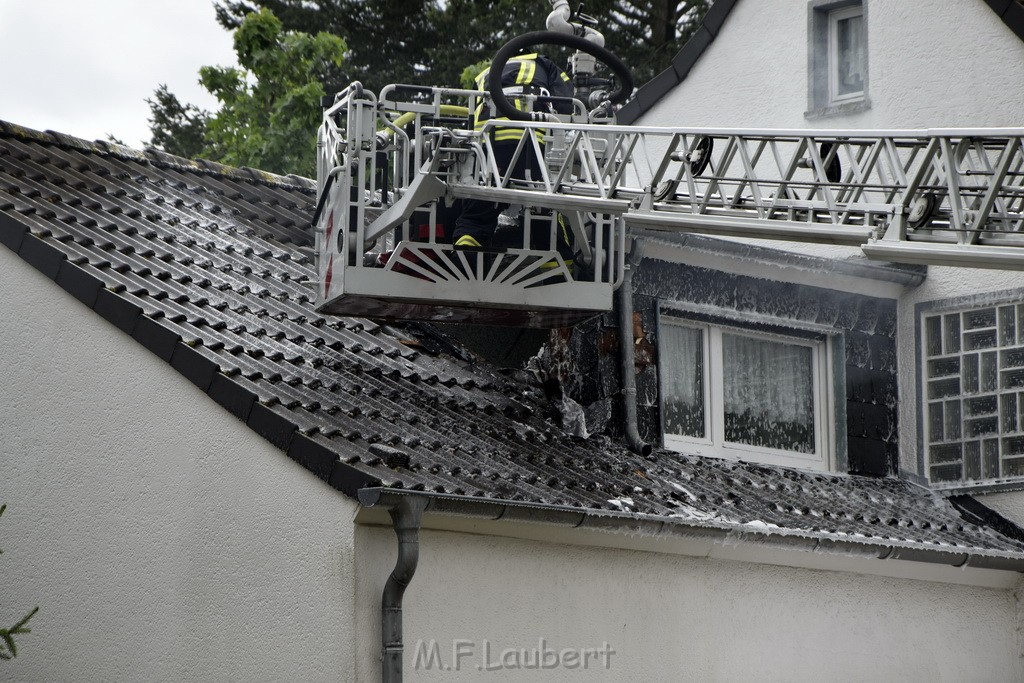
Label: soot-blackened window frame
xmin=659 ymin=309 xmax=839 ymax=472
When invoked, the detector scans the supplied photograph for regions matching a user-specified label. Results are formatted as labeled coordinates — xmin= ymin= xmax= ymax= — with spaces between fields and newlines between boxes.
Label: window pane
xmin=722 ymin=334 xmax=815 ymax=453
xmin=835 ymin=13 xmax=865 ymax=96
xmin=662 ymin=325 xmax=705 ymax=438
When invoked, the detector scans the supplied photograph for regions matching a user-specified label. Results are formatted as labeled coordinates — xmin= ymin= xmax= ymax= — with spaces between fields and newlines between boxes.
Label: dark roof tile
xmin=93 ymin=288 xmax=143 ymax=335
xmin=54 ymin=260 xmax=104 ymax=307
xmin=18 ymin=232 xmax=66 ymax=279
xmin=168 ymin=341 xmax=222 ymax=392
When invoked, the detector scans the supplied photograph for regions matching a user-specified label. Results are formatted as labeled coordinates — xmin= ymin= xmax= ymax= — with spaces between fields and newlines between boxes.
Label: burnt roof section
xmin=2 ymin=120 xmax=1024 ymax=559
xmin=618 ymin=0 xmax=1024 ymax=125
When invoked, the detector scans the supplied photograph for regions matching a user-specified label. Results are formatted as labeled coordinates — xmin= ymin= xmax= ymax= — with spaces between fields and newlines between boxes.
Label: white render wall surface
xmin=637 ymin=0 xmax=1024 ymax=477
xmin=354 ymin=524 xmax=1023 ymax=682
xmin=641 ymin=0 xmax=1024 ymax=130
xmin=636 ymin=0 xmax=1023 ymax=265
xmin=0 ymin=250 xmax=359 ymax=682
xmin=896 ymin=269 xmax=1024 ymax=475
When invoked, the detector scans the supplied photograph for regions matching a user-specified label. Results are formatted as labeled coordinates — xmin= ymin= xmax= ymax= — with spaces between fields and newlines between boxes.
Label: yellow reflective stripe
xmin=493 ymin=130 xmax=525 ymax=141
xmin=491 ymin=129 xmax=546 ymax=142
xmin=513 ymin=55 xmax=538 ymax=85
xmin=514 ymin=60 xmax=530 ymax=85
xmin=557 ymin=214 xmax=571 ymax=244
xmin=475 ymin=69 xmax=489 ymax=89
xmin=522 ymin=60 xmax=536 ymax=85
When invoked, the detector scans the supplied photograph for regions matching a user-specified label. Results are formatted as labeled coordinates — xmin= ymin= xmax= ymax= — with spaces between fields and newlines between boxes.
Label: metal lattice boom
xmin=314 ymin=84 xmax=1024 ymax=326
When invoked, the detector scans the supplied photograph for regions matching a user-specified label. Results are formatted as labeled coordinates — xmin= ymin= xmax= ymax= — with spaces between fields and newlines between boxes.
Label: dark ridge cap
xmin=247 ymin=401 xmax=299 ymax=450
xmin=948 ymin=494 xmax=1024 ymax=545
xmin=18 ymin=233 xmax=66 ymax=280
xmin=0 ymin=118 xmax=315 ymax=193
xmin=986 ymin=0 xmax=1024 ymax=39
xmin=0 ymin=209 xmax=28 ymax=251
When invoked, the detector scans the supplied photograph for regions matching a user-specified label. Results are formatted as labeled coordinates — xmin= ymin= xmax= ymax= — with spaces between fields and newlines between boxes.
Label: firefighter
xmin=453 ymin=52 xmax=575 ymax=267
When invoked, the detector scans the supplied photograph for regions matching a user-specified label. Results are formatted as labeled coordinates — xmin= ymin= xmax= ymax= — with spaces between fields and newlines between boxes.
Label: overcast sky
xmin=0 ymin=0 xmax=238 ymax=148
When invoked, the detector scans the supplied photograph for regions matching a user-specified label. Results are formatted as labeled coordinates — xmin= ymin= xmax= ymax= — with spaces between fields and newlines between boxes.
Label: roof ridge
xmin=0 ymin=119 xmax=316 ymax=193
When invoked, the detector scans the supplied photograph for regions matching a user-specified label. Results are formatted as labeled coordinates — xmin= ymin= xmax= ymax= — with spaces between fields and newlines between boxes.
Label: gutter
xmin=632 ymin=228 xmax=928 ymax=288
xmin=358 ymin=488 xmax=1024 ymax=574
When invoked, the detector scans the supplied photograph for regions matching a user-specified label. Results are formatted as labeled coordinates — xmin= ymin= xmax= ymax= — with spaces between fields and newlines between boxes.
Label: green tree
xmin=215 ymin=0 xmax=711 ymax=89
xmin=146 ymin=85 xmax=209 ymax=160
xmin=586 ymin=0 xmax=712 ymax=83
xmin=0 ymin=505 xmax=38 ymax=661
xmin=214 ymin=0 xmax=435 ymax=95
xmin=147 ymin=8 xmax=345 ymax=177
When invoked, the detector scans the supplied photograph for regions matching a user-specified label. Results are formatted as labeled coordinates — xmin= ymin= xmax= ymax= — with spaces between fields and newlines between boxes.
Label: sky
xmin=0 ymin=0 xmax=239 ymax=149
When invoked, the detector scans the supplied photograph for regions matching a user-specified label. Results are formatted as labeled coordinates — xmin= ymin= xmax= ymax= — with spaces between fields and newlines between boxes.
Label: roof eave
xmin=357 ymin=487 xmax=1024 ymax=577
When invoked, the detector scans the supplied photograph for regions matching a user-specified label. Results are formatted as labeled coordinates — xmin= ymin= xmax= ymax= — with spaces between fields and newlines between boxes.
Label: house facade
xmin=3 ymin=2 xmax=1024 ymax=681
xmin=615 ymin=0 xmax=1024 ymax=516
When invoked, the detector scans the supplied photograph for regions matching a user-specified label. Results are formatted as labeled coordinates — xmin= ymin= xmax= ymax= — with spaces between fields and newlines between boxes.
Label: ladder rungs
xmin=453 ymin=185 xmax=631 ymax=214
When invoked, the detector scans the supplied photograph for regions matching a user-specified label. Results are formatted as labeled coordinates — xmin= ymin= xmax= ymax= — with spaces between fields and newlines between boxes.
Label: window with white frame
xmin=828 ymin=5 xmax=865 ymax=103
xmin=808 ymin=0 xmax=868 ymax=117
xmin=661 ymin=318 xmax=835 ymax=471
xmin=922 ymin=302 xmax=1024 ymax=484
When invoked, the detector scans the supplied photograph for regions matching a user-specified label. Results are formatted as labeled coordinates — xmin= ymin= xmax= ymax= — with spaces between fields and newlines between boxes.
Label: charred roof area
xmin=2 ymin=120 xmax=1024 ymax=557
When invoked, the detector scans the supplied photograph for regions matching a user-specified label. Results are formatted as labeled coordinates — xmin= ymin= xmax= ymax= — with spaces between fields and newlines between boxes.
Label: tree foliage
xmin=149 ymin=1 xmax=711 ymax=175
xmin=214 ymin=0 xmax=712 ymax=89
xmin=146 ymin=85 xmax=209 ymax=160
xmin=147 ymin=8 xmax=345 ymax=177
xmin=0 ymin=505 xmax=38 ymax=661
xmin=587 ymin=0 xmax=712 ymax=83
xmin=214 ymin=0 xmax=437 ymax=95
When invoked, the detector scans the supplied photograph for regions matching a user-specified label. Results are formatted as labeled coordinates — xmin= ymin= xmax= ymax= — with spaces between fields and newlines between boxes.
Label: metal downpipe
xmin=618 ymin=242 xmax=651 ymax=456
xmin=381 ymin=495 xmax=427 ymax=683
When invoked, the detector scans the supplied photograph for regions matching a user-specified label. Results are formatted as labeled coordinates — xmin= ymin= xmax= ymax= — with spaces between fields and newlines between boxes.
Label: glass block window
xmin=662 ymin=319 xmax=833 ymax=471
xmin=923 ymin=303 xmax=1024 ymax=483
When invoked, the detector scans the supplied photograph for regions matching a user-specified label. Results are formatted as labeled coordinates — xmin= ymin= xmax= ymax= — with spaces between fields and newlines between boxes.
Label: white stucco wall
xmin=354 ymin=522 xmax=1024 ymax=682
xmin=980 ymin=490 xmax=1024 ymax=530
xmin=642 ymin=0 xmax=1024 ymax=130
xmin=896 ymin=269 xmax=1024 ymax=476
xmin=0 ymin=249 xmax=360 ymax=682
xmin=636 ymin=0 xmax=1024 ymax=481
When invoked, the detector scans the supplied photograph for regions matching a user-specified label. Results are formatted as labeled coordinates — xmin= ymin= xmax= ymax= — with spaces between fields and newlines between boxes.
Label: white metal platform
xmin=314 ymin=82 xmax=1024 ymax=326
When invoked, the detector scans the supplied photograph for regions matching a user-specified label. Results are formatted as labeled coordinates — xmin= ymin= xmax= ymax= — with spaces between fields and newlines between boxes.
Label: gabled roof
xmin=3 ymin=120 xmax=1024 ymax=564
xmin=618 ymin=0 xmax=1024 ymax=124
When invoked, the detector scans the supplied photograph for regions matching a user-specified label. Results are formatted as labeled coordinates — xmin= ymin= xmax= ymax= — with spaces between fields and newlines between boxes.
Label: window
xmin=661 ymin=318 xmax=835 ymax=471
xmin=922 ymin=302 xmax=1024 ymax=484
xmin=828 ymin=5 xmax=865 ymax=103
xmin=808 ymin=1 xmax=869 ymax=118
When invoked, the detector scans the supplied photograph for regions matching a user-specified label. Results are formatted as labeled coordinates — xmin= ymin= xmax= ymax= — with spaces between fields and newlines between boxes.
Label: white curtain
xmin=662 ymin=324 xmax=704 ymax=437
xmin=723 ymin=333 xmax=814 ymax=451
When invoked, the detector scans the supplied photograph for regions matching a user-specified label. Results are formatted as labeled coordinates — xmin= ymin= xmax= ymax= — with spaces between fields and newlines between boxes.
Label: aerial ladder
xmin=313 ymin=2 xmax=1024 ymax=328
